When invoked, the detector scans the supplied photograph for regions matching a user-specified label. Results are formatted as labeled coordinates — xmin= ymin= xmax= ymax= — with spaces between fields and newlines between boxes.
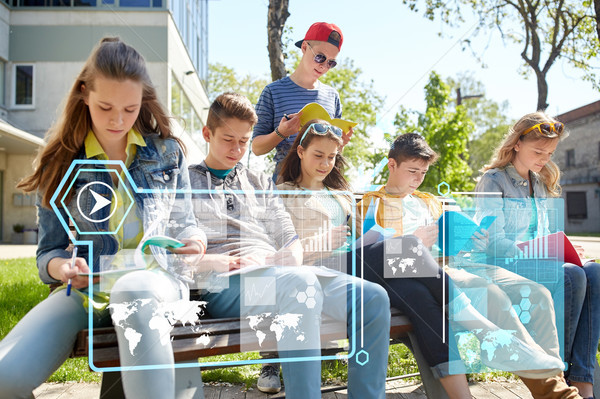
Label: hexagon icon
xmin=296 ymin=292 xmax=308 ymax=304
xmin=520 ymin=311 xmax=532 ymax=324
xmin=305 ymin=297 xmax=317 ymax=309
xmin=520 ymin=298 xmax=531 ymax=311
xmin=437 ymin=181 xmax=451 ymax=197
xmin=356 ymin=349 xmax=369 ymax=366
xmin=60 ymin=167 xmax=134 ymax=235
xmin=305 ymin=286 xmax=317 ymax=298
xmin=520 ymin=285 xmax=531 ymax=298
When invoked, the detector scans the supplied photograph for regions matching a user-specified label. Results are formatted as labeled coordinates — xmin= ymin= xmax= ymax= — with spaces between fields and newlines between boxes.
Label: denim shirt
xmin=474 ymin=163 xmax=554 ymax=259
xmin=36 ymin=135 xmax=206 ymax=284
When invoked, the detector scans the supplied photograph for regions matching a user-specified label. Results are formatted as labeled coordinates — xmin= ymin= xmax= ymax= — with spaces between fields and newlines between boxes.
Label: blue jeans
xmin=351 ymin=238 xmax=466 ymax=378
xmin=563 ymin=262 xmax=600 ymax=384
xmin=202 ymin=267 xmax=390 ymax=399
xmin=501 ymin=258 xmax=600 ymax=384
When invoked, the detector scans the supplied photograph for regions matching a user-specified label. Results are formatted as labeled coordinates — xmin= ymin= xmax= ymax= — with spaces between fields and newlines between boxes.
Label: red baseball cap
xmin=295 ymin=22 xmax=343 ymax=50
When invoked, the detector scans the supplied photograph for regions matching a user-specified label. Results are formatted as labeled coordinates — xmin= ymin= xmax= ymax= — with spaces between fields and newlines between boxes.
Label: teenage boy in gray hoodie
xmin=188 ymin=92 xmax=391 ymax=399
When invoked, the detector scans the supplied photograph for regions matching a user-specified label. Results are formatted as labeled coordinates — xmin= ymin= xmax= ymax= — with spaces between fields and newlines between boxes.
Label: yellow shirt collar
xmin=84 ymin=129 xmax=147 ymax=164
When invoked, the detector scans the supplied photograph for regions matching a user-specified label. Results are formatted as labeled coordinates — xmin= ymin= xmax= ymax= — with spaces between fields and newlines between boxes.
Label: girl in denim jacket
xmin=476 ymin=111 xmax=600 ymax=398
xmin=0 ymin=38 xmax=206 ymax=399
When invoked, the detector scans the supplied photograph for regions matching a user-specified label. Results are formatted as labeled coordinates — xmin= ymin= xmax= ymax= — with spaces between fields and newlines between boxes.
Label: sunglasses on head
xmin=306 ymin=42 xmax=337 ymax=69
xmin=299 ymin=123 xmax=343 ymax=146
xmin=521 ymin=122 xmax=564 ymax=137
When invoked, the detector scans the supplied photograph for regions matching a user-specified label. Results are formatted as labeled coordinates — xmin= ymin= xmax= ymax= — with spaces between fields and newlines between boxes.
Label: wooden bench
xmin=69 ymin=306 xmax=452 ymax=398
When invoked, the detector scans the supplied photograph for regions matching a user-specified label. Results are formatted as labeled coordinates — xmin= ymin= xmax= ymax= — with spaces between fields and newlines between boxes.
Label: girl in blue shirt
xmin=0 ymin=37 xmax=206 ymax=399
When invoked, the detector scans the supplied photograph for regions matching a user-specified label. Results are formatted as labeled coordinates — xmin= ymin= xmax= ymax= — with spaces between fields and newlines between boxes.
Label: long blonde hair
xmin=483 ymin=111 xmax=566 ymax=197
xmin=18 ymin=37 xmax=183 ymax=208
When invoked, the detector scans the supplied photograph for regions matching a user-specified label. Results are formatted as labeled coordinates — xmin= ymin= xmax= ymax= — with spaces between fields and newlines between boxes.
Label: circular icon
xmin=76 ymin=182 xmax=118 ymax=223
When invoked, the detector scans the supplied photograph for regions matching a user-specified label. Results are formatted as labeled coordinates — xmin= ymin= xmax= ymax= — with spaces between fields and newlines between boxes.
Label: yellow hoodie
xmin=356 ymin=186 xmax=442 ymax=236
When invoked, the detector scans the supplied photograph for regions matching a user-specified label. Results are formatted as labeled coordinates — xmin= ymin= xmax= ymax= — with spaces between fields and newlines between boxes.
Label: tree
xmin=402 ymin=0 xmax=600 ymax=111
xmin=390 ymin=72 xmax=475 ymax=192
xmin=445 ymin=72 xmax=512 ymax=176
xmin=595 ymin=0 xmax=600 ymax=42
xmin=207 ymin=63 xmax=269 ymax=104
xmin=267 ymin=0 xmax=290 ymax=81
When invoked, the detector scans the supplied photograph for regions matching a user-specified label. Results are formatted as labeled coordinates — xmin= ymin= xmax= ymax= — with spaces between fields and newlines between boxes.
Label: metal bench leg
xmin=100 ymin=371 xmax=126 ymax=399
xmin=402 ymin=332 xmax=450 ymax=399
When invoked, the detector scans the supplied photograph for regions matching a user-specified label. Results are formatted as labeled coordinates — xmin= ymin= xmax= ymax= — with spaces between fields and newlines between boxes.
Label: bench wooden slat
xmin=73 ymin=307 xmax=412 ymax=368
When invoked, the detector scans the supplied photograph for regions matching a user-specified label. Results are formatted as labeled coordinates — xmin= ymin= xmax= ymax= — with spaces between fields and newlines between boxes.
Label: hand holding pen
xmin=66 ymin=247 xmax=78 ymax=296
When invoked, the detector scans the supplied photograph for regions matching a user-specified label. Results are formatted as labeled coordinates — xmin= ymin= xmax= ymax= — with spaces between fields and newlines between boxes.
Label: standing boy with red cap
xmin=252 ymin=22 xmax=351 ymax=393
xmin=252 ymin=22 xmax=352 ymax=184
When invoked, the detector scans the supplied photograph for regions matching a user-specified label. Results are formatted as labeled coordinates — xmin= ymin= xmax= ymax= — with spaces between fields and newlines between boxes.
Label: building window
xmin=566 ymin=149 xmax=575 ymax=168
xmin=13 ymin=64 xmax=34 ymax=107
xmin=566 ymin=191 xmax=587 ymax=220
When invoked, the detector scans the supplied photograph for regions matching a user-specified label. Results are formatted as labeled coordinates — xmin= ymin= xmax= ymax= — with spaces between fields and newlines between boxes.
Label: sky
xmin=207 ymin=0 xmax=600 ymax=135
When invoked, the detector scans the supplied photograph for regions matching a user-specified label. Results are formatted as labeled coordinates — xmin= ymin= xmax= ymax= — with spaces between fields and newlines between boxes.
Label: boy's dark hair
xmin=206 ymin=92 xmax=258 ymax=131
xmin=388 ymin=133 xmax=439 ymax=164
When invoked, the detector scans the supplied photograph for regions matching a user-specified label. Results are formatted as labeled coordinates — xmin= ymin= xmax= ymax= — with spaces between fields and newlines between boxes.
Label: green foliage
xmin=207 ymin=63 xmax=269 ymax=105
xmin=401 ymin=0 xmax=600 ymax=110
xmin=445 ymin=72 xmax=512 ymax=178
xmin=392 ymin=71 xmax=475 ymax=193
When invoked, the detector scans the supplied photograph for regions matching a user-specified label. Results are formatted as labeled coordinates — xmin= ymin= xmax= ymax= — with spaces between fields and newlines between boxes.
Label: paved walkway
xmin=0 ymin=244 xmax=37 ymax=259
xmin=33 ymin=379 xmax=535 ymax=398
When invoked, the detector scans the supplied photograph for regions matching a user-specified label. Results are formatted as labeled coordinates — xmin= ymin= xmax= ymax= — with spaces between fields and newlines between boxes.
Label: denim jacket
xmin=474 ymin=163 xmax=555 ymax=258
xmin=36 ymin=135 xmax=206 ymax=284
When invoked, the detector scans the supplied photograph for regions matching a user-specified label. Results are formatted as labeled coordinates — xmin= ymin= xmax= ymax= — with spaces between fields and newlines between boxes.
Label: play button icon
xmin=77 ymin=181 xmax=118 ymax=223
xmin=89 ymin=189 xmax=112 ymax=215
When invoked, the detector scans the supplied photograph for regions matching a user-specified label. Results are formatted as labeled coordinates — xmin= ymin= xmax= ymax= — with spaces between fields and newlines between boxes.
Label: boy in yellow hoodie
xmin=357 ymin=133 xmax=581 ymax=399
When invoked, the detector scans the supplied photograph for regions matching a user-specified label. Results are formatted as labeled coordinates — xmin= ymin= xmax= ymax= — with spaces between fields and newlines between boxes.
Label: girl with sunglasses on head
xmin=475 ymin=111 xmax=600 ymax=398
xmin=276 ymin=120 xmax=568 ymax=399
xmin=0 ymin=37 xmax=206 ymax=399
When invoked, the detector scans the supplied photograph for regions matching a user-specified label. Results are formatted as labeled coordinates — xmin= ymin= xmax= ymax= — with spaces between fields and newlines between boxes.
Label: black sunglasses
xmin=306 ymin=42 xmax=337 ymax=69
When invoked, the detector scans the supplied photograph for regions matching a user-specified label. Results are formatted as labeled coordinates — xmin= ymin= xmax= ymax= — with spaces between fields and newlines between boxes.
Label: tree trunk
xmin=267 ymin=0 xmax=290 ymax=82
xmin=595 ymin=0 xmax=600 ymax=44
xmin=535 ymin=71 xmax=549 ymax=111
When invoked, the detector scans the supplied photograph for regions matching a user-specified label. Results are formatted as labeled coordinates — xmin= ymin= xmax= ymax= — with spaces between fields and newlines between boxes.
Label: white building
xmin=0 ymin=0 xmax=210 ymax=242
xmin=555 ymin=101 xmax=600 ymax=234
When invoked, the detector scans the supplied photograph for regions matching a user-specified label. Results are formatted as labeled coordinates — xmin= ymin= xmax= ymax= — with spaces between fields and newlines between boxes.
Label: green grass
xmin=0 ymin=258 xmax=101 ymax=383
xmin=6 ymin=257 xmax=597 ymax=387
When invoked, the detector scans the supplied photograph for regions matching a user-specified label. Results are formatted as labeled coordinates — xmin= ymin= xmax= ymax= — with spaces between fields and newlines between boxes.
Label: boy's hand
xmin=414 ymin=224 xmax=438 ymax=247
xmin=172 ymin=237 xmax=205 ymax=255
xmin=471 ymin=229 xmax=489 ymax=251
xmin=193 ymin=254 xmax=239 ymax=273
xmin=266 ymin=240 xmax=303 ymax=266
xmin=278 ymin=112 xmax=302 ymax=138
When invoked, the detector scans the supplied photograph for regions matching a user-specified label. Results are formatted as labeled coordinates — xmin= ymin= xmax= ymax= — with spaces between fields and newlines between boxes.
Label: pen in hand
xmin=66 ymin=247 xmax=78 ymax=297
xmin=282 ymin=234 xmax=299 ymax=249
